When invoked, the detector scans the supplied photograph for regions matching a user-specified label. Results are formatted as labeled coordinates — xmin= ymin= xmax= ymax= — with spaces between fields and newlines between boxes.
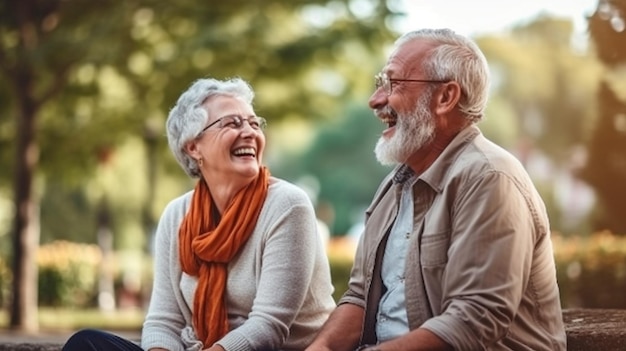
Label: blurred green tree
xmin=0 ymin=0 xmax=398 ymax=331
xmin=0 ymin=0 xmax=137 ymax=332
xmin=274 ymin=103 xmax=390 ymax=235
xmin=581 ymin=0 xmax=626 ymax=234
xmin=476 ymin=16 xmax=601 ymax=165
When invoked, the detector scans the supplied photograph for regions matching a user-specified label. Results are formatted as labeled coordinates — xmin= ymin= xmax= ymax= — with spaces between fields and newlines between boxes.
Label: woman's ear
xmin=435 ymin=81 xmax=462 ymax=115
xmin=184 ymin=140 xmax=201 ymax=160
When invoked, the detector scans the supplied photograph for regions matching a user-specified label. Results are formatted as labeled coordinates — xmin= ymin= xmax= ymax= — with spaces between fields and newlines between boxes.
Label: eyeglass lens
xmin=374 ymin=73 xmax=390 ymax=95
xmin=217 ymin=115 xmax=266 ymax=130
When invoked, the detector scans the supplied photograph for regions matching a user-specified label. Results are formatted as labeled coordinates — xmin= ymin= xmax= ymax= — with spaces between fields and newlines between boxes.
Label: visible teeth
xmin=381 ymin=118 xmax=396 ymax=124
xmin=233 ymin=147 xmax=256 ymax=156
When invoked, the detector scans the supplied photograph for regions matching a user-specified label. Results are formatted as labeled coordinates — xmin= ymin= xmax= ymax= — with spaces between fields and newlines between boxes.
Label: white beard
xmin=375 ymin=91 xmax=436 ymax=165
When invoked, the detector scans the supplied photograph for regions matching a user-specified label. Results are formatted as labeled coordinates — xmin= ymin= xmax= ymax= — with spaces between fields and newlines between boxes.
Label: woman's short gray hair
xmin=395 ymin=28 xmax=491 ymax=123
xmin=166 ymin=77 xmax=255 ymax=178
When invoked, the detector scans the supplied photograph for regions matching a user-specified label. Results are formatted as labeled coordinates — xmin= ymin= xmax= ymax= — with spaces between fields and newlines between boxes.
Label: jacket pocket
xmin=420 ymin=231 xmax=450 ymax=267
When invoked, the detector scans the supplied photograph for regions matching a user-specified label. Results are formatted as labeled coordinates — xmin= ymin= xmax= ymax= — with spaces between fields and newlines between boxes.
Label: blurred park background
xmin=1 ymin=0 xmax=625 ymax=334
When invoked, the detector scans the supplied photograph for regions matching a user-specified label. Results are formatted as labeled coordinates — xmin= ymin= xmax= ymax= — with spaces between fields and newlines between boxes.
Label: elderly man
xmin=306 ymin=28 xmax=566 ymax=351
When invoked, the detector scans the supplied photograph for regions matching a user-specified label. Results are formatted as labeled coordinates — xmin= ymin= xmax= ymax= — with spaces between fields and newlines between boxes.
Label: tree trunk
xmin=10 ymin=74 xmax=40 ymax=331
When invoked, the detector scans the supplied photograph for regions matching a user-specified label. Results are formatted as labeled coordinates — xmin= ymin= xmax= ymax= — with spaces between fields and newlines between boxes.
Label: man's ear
xmin=435 ymin=81 xmax=462 ymax=115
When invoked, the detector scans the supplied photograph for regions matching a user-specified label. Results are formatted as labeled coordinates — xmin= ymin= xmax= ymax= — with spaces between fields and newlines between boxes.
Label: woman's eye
xmin=224 ymin=118 xmax=242 ymax=128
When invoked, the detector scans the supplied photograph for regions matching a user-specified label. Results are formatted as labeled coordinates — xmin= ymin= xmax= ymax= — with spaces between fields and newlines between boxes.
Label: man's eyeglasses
xmin=374 ymin=72 xmax=448 ymax=96
xmin=198 ymin=114 xmax=267 ymax=136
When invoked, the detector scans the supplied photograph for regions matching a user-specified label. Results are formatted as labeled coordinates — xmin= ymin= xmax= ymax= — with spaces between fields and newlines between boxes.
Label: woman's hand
xmin=203 ymin=344 xmax=226 ymax=351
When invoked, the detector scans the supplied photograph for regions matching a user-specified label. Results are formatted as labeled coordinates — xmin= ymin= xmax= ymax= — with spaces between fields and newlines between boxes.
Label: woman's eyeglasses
xmin=198 ymin=115 xmax=267 ymax=136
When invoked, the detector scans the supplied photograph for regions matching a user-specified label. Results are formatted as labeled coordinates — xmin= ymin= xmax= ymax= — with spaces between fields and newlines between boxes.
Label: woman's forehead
xmin=204 ymin=95 xmax=254 ymax=116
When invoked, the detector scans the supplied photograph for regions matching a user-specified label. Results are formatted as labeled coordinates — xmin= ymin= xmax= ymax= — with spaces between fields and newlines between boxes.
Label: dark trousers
xmin=62 ymin=329 xmax=143 ymax=351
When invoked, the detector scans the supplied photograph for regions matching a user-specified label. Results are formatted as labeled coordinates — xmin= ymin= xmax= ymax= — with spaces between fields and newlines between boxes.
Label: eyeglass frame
xmin=197 ymin=114 xmax=267 ymax=137
xmin=374 ymin=72 xmax=449 ymax=96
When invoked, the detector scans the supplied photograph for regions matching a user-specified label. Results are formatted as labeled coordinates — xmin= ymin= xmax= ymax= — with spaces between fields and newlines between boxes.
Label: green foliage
xmin=0 ymin=0 xmax=399 ymax=252
xmin=38 ymin=267 xmax=73 ymax=307
xmin=0 ymin=0 xmax=144 ymax=186
xmin=477 ymin=17 xmax=602 ymax=165
xmin=40 ymin=182 xmax=96 ymax=244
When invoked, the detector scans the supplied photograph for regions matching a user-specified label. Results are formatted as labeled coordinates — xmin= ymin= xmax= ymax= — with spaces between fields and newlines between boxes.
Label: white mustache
xmin=374 ymin=106 xmax=398 ymax=120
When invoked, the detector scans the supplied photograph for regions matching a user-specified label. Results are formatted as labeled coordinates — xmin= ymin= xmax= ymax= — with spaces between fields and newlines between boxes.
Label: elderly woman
xmin=62 ymin=77 xmax=336 ymax=351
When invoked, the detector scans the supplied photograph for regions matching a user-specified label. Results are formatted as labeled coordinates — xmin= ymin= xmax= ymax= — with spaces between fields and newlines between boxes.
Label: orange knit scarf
xmin=178 ymin=166 xmax=270 ymax=347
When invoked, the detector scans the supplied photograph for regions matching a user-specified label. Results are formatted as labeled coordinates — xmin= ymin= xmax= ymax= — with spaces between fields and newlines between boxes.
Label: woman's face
xmin=188 ymin=95 xmax=266 ymax=186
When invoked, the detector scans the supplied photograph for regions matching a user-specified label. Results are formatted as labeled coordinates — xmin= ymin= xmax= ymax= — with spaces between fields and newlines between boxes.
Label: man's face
xmin=374 ymin=88 xmax=436 ymax=165
xmin=369 ymin=39 xmax=440 ymax=165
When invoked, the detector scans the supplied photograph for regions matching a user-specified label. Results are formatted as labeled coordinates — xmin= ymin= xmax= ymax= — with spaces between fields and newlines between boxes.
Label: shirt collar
xmin=392 ymin=164 xmax=415 ymax=184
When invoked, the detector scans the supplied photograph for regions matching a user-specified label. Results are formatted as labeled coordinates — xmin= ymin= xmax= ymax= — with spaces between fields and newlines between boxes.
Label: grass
xmin=0 ymin=307 xmax=144 ymax=332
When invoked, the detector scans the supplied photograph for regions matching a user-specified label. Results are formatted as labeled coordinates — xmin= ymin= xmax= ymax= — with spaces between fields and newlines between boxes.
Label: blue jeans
xmin=62 ymin=329 xmax=143 ymax=351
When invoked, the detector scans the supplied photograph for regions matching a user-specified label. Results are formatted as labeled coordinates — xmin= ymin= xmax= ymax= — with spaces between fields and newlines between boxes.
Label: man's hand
xmin=372 ymin=328 xmax=453 ymax=351
xmin=305 ymin=304 xmax=365 ymax=351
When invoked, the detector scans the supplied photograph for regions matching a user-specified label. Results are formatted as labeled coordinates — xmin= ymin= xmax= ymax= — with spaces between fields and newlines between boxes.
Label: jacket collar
xmin=391 ymin=125 xmax=481 ymax=192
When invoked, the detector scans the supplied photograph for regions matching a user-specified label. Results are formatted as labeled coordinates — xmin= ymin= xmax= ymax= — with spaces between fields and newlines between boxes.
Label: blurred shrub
xmin=326 ymin=237 xmax=357 ymax=302
xmin=113 ymin=250 xmax=154 ymax=310
xmin=329 ymin=257 xmax=353 ymax=302
xmin=553 ymin=231 xmax=626 ymax=308
xmin=37 ymin=240 xmax=101 ymax=307
xmin=36 ymin=242 xmax=151 ymax=309
xmin=327 ymin=232 xmax=626 ymax=308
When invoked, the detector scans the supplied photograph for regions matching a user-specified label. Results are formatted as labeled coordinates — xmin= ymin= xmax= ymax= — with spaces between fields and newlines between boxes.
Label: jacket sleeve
xmin=421 ymin=170 xmax=542 ymax=349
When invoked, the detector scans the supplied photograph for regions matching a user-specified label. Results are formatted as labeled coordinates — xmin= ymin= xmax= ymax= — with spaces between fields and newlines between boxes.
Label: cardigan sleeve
xmin=216 ymin=182 xmax=328 ymax=351
xmin=142 ymin=194 xmax=192 ymax=351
